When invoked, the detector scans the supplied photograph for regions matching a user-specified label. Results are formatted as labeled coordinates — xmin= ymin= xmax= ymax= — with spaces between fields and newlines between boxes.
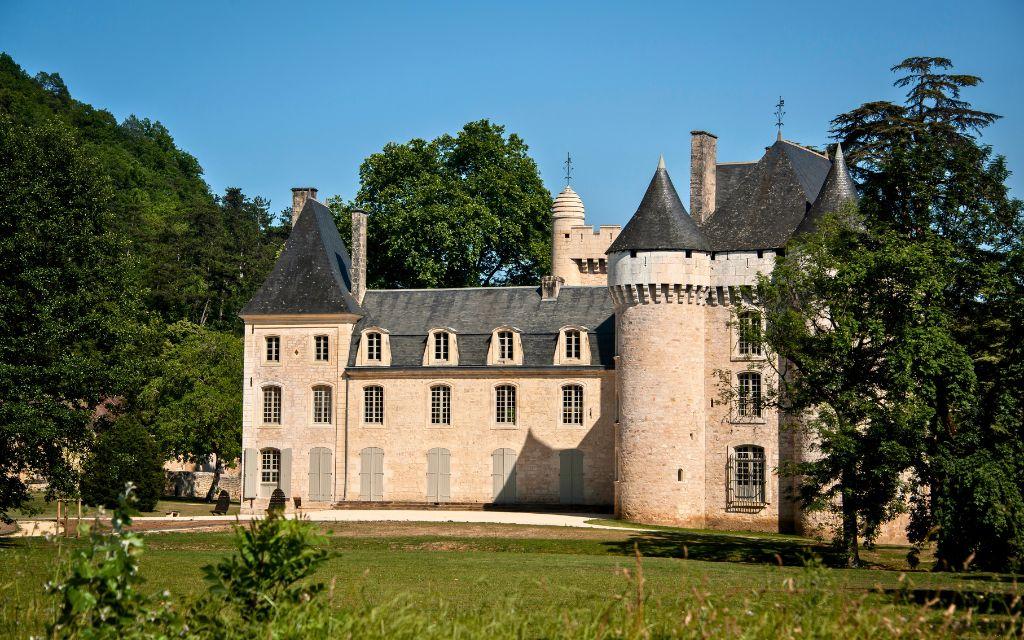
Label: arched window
xmin=260 ymin=448 xmax=280 ymax=485
xmin=737 ymin=372 xmax=762 ymax=418
xmin=312 ymin=385 xmax=332 ymax=424
xmin=561 ymin=384 xmax=583 ymax=425
xmin=364 ymin=385 xmax=384 ymax=424
xmin=495 ymin=384 xmax=517 ymax=425
xmin=729 ymin=445 xmax=766 ymax=506
xmin=430 ymin=384 xmax=451 ymax=425
xmin=262 ymin=385 xmax=282 ymax=424
xmin=564 ymin=329 xmax=581 ymax=360
xmin=737 ymin=310 xmax=763 ymax=356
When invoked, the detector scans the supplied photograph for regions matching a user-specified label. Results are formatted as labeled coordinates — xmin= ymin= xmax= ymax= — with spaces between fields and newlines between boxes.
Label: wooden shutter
xmin=559 ymin=450 xmax=584 ymax=504
xmin=280 ymin=448 xmax=292 ymax=497
xmin=359 ymin=448 xmax=371 ymax=501
xmin=427 ymin=448 xmax=439 ymax=502
xmin=308 ymin=448 xmax=321 ymax=501
xmin=438 ymin=448 xmax=450 ymax=502
xmin=243 ymin=448 xmax=259 ymax=499
xmin=371 ymin=448 xmax=384 ymax=501
xmin=572 ymin=450 xmax=584 ymax=503
xmin=492 ymin=448 xmax=516 ymax=503
xmin=320 ymin=449 xmax=333 ymax=503
xmin=491 ymin=450 xmax=503 ymax=501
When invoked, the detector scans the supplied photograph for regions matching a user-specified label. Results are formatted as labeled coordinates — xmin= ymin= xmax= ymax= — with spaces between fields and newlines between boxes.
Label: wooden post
xmin=56 ymin=500 xmax=62 ymax=536
xmin=76 ymin=499 xmax=82 ymax=538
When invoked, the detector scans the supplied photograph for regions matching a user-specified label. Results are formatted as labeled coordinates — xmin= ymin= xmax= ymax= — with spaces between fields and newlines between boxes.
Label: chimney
xmin=350 ymin=209 xmax=368 ymax=303
xmin=291 ymin=187 xmax=318 ymax=226
xmin=541 ymin=275 xmax=564 ymax=301
xmin=689 ymin=131 xmax=717 ymax=224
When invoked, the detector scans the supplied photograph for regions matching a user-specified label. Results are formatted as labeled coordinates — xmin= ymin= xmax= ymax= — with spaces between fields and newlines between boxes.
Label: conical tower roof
xmin=607 ymin=156 xmax=708 ymax=253
xmin=796 ymin=143 xmax=858 ymax=234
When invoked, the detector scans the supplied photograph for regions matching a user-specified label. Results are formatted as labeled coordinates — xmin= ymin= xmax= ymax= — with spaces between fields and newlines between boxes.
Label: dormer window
xmin=366 ymin=332 xmax=382 ymax=361
xmin=565 ymin=330 xmax=581 ymax=360
xmin=434 ymin=331 xmax=449 ymax=361
xmin=498 ymin=331 xmax=514 ymax=360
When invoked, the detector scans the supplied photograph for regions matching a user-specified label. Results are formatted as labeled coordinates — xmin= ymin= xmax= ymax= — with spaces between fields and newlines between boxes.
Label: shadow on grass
xmin=602 ymin=530 xmax=841 ymax=567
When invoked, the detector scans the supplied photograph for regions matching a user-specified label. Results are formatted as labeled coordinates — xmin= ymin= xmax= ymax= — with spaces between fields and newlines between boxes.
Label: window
xmin=562 ymin=384 xmax=583 ymax=425
xmin=737 ymin=372 xmax=762 ymax=418
xmin=565 ymin=329 xmax=581 ymax=360
xmin=729 ymin=445 xmax=766 ymax=505
xmin=495 ymin=385 xmax=516 ymax=425
xmin=738 ymin=310 xmax=762 ymax=356
xmin=366 ymin=332 xmax=382 ymax=361
xmin=266 ymin=336 xmax=280 ymax=362
xmin=498 ymin=331 xmax=514 ymax=361
xmin=434 ymin=332 xmax=449 ymax=362
xmin=260 ymin=448 xmax=280 ymax=484
xmin=312 ymin=385 xmax=332 ymax=424
xmin=430 ymin=385 xmax=451 ymax=425
xmin=315 ymin=335 xmax=329 ymax=361
xmin=263 ymin=385 xmax=282 ymax=424
xmin=364 ymin=385 xmax=384 ymax=424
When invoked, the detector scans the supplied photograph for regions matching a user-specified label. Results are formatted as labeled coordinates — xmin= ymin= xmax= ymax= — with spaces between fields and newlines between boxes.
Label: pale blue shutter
xmin=359 ymin=448 xmax=371 ymax=500
xmin=280 ymin=449 xmax=292 ymax=497
xmin=320 ymin=449 xmax=333 ymax=503
xmin=243 ymin=448 xmax=258 ymax=499
xmin=427 ymin=448 xmax=439 ymax=502
xmin=492 ymin=448 xmax=516 ymax=503
xmin=308 ymin=448 xmax=321 ymax=501
xmin=439 ymin=448 xmax=451 ymax=502
xmin=371 ymin=448 xmax=384 ymax=501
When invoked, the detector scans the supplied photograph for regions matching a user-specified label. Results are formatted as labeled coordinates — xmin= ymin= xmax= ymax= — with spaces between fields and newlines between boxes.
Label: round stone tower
xmin=551 ymin=185 xmax=585 ymax=284
xmin=607 ymin=157 xmax=711 ymax=527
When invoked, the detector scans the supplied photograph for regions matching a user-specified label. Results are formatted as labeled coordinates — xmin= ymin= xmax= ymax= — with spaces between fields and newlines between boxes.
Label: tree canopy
xmin=330 ymin=119 xmax=552 ymax=288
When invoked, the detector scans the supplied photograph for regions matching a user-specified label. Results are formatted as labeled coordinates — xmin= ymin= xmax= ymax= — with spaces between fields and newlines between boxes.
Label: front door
xmin=426 ymin=447 xmax=451 ymax=502
xmin=559 ymin=449 xmax=584 ymax=504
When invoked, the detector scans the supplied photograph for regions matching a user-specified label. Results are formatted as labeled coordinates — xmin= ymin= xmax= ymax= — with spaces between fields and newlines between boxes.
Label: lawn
xmin=13 ymin=493 xmax=239 ymax=519
xmin=1 ymin=521 xmax=1019 ymax=638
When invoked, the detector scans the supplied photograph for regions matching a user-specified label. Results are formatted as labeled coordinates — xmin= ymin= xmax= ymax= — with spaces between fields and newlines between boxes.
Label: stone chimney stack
xmin=350 ymin=209 xmax=368 ymax=303
xmin=291 ymin=187 xmax=318 ymax=226
xmin=540 ymin=275 xmax=564 ymax=301
xmin=689 ymin=131 xmax=717 ymax=224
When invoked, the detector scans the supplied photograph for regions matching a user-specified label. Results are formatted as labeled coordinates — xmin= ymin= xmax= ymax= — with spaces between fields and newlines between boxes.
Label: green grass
xmin=14 ymin=493 xmax=239 ymax=519
xmin=1 ymin=521 xmax=1020 ymax=638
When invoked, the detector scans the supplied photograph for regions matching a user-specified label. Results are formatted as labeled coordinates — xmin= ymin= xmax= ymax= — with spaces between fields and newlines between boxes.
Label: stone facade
xmin=238 ymin=129 xmax=908 ymax=545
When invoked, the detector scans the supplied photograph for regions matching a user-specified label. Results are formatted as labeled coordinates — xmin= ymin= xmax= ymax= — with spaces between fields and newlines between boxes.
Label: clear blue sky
xmin=2 ymin=1 xmax=1022 ymax=226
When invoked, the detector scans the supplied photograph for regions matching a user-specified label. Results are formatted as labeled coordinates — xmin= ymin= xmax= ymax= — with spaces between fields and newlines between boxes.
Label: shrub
xmin=80 ymin=416 xmax=164 ymax=512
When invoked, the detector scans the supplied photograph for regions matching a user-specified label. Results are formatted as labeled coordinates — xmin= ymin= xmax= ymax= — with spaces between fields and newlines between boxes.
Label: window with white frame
xmin=430 ymin=384 xmax=451 ymax=425
xmin=737 ymin=310 xmax=762 ymax=356
xmin=497 ymin=331 xmax=514 ymax=361
xmin=312 ymin=385 xmax=332 ymax=424
xmin=266 ymin=336 xmax=280 ymax=362
xmin=729 ymin=445 xmax=766 ymax=505
xmin=315 ymin=335 xmax=329 ymax=361
xmin=565 ymin=329 xmax=581 ymax=360
xmin=434 ymin=331 xmax=449 ymax=362
xmin=562 ymin=384 xmax=583 ymax=425
xmin=364 ymin=385 xmax=384 ymax=424
xmin=737 ymin=372 xmax=762 ymax=418
xmin=263 ymin=385 xmax=282 ymax=424
xmin=366 ymin=332 xmax=382 ymax=362
xmin=495 ymin=384 xmax=516 ymax=425
xmin=260 ymin=448 xmax=280 ymax=484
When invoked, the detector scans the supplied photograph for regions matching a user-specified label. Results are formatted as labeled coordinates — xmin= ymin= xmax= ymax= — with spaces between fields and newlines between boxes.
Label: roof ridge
xmin=779 ymin=139 xmax=828 ymax=159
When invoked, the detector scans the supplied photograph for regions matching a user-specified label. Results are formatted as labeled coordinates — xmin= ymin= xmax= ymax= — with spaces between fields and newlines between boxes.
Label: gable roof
xmin=241 ymin=199 xmax=362 ymax=316
xmin=347 ymin=286 xmax=615 ymax=368
xmin=699 ymin=140 xmax=831 ymax=251
xmin=607 ymin=157 xmax=708 ymax=253
xmin=715 ymin=162 xmax=755 ymax=206
xmin=796 ymin=143 xmax=858 ymax=235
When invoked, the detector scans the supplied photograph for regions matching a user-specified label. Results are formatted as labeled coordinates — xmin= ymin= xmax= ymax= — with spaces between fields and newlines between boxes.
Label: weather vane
xmin=563 ymin=152 xmax=573 ymax=186
xmin=774 ymin=96 xmax=785 ymax=140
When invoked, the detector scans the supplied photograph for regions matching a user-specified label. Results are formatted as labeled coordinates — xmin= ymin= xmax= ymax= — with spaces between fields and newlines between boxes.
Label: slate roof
xmin=715 ymin=162 xmax=755 ymax=207
xmin=699 ymin=140 xmax=832 ymax=251
xmin=347 ymin=286 xmax=615 ymax=368
xmin=606 ymin=158 xmax=708 ymax=253
xmin=795 ymin=143 xmax=858 ymax=235
xmin=241 ymin=199 xmax=362 ymax=316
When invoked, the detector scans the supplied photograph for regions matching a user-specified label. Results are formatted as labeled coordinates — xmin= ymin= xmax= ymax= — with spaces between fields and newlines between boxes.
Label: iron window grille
xmin=263 ymin=386 xmax=282 ymax=424
xmin=261 ymin=449 xmax=280 ymax=484
xmin=737 ymin=311 xmax=763 ymax=356
xmin=737 ymin=372 xmax=763 ymax=418
xmin=497 ymin=331 xmax=514 ymax=360
xmin=313 ymin=385 xmax=332 ymax=424
xmin=430 ymin=385 xmax=451 ymax=425
xmin=565 ymin=329 xmax=581 ymax=360
xmin=495 ymin=385 xmax=516 ymax=424
xmin=434 ymin=332 xmax=449 ymax=362
xmin=366 ymin=332 xmax=382 ymax=361
xmin=364 ymin=385 xmax=384 ymax=424
xmin=315 ymin=335 xmax=329 ymax=361
xmin=266 ymin=336 xmax=280 ymax=362
xmin=562 ymin=384 xmax=583 ymax=425
xmin=728 ymin=445 xmax=766 ymax=507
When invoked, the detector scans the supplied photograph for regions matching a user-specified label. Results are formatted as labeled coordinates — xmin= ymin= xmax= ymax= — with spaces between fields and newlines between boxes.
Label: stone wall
xmin=165 ymin=470 xmax=241 ymax=501
xmin=552 ymin=224 xmax=621 ymax=286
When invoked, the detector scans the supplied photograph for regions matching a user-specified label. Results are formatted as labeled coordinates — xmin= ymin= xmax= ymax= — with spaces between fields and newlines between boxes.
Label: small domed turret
xmin=552 ymin=185 xmax=585 ymax=222
xmin=551 ymin=185 xmax=587 ymax=283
